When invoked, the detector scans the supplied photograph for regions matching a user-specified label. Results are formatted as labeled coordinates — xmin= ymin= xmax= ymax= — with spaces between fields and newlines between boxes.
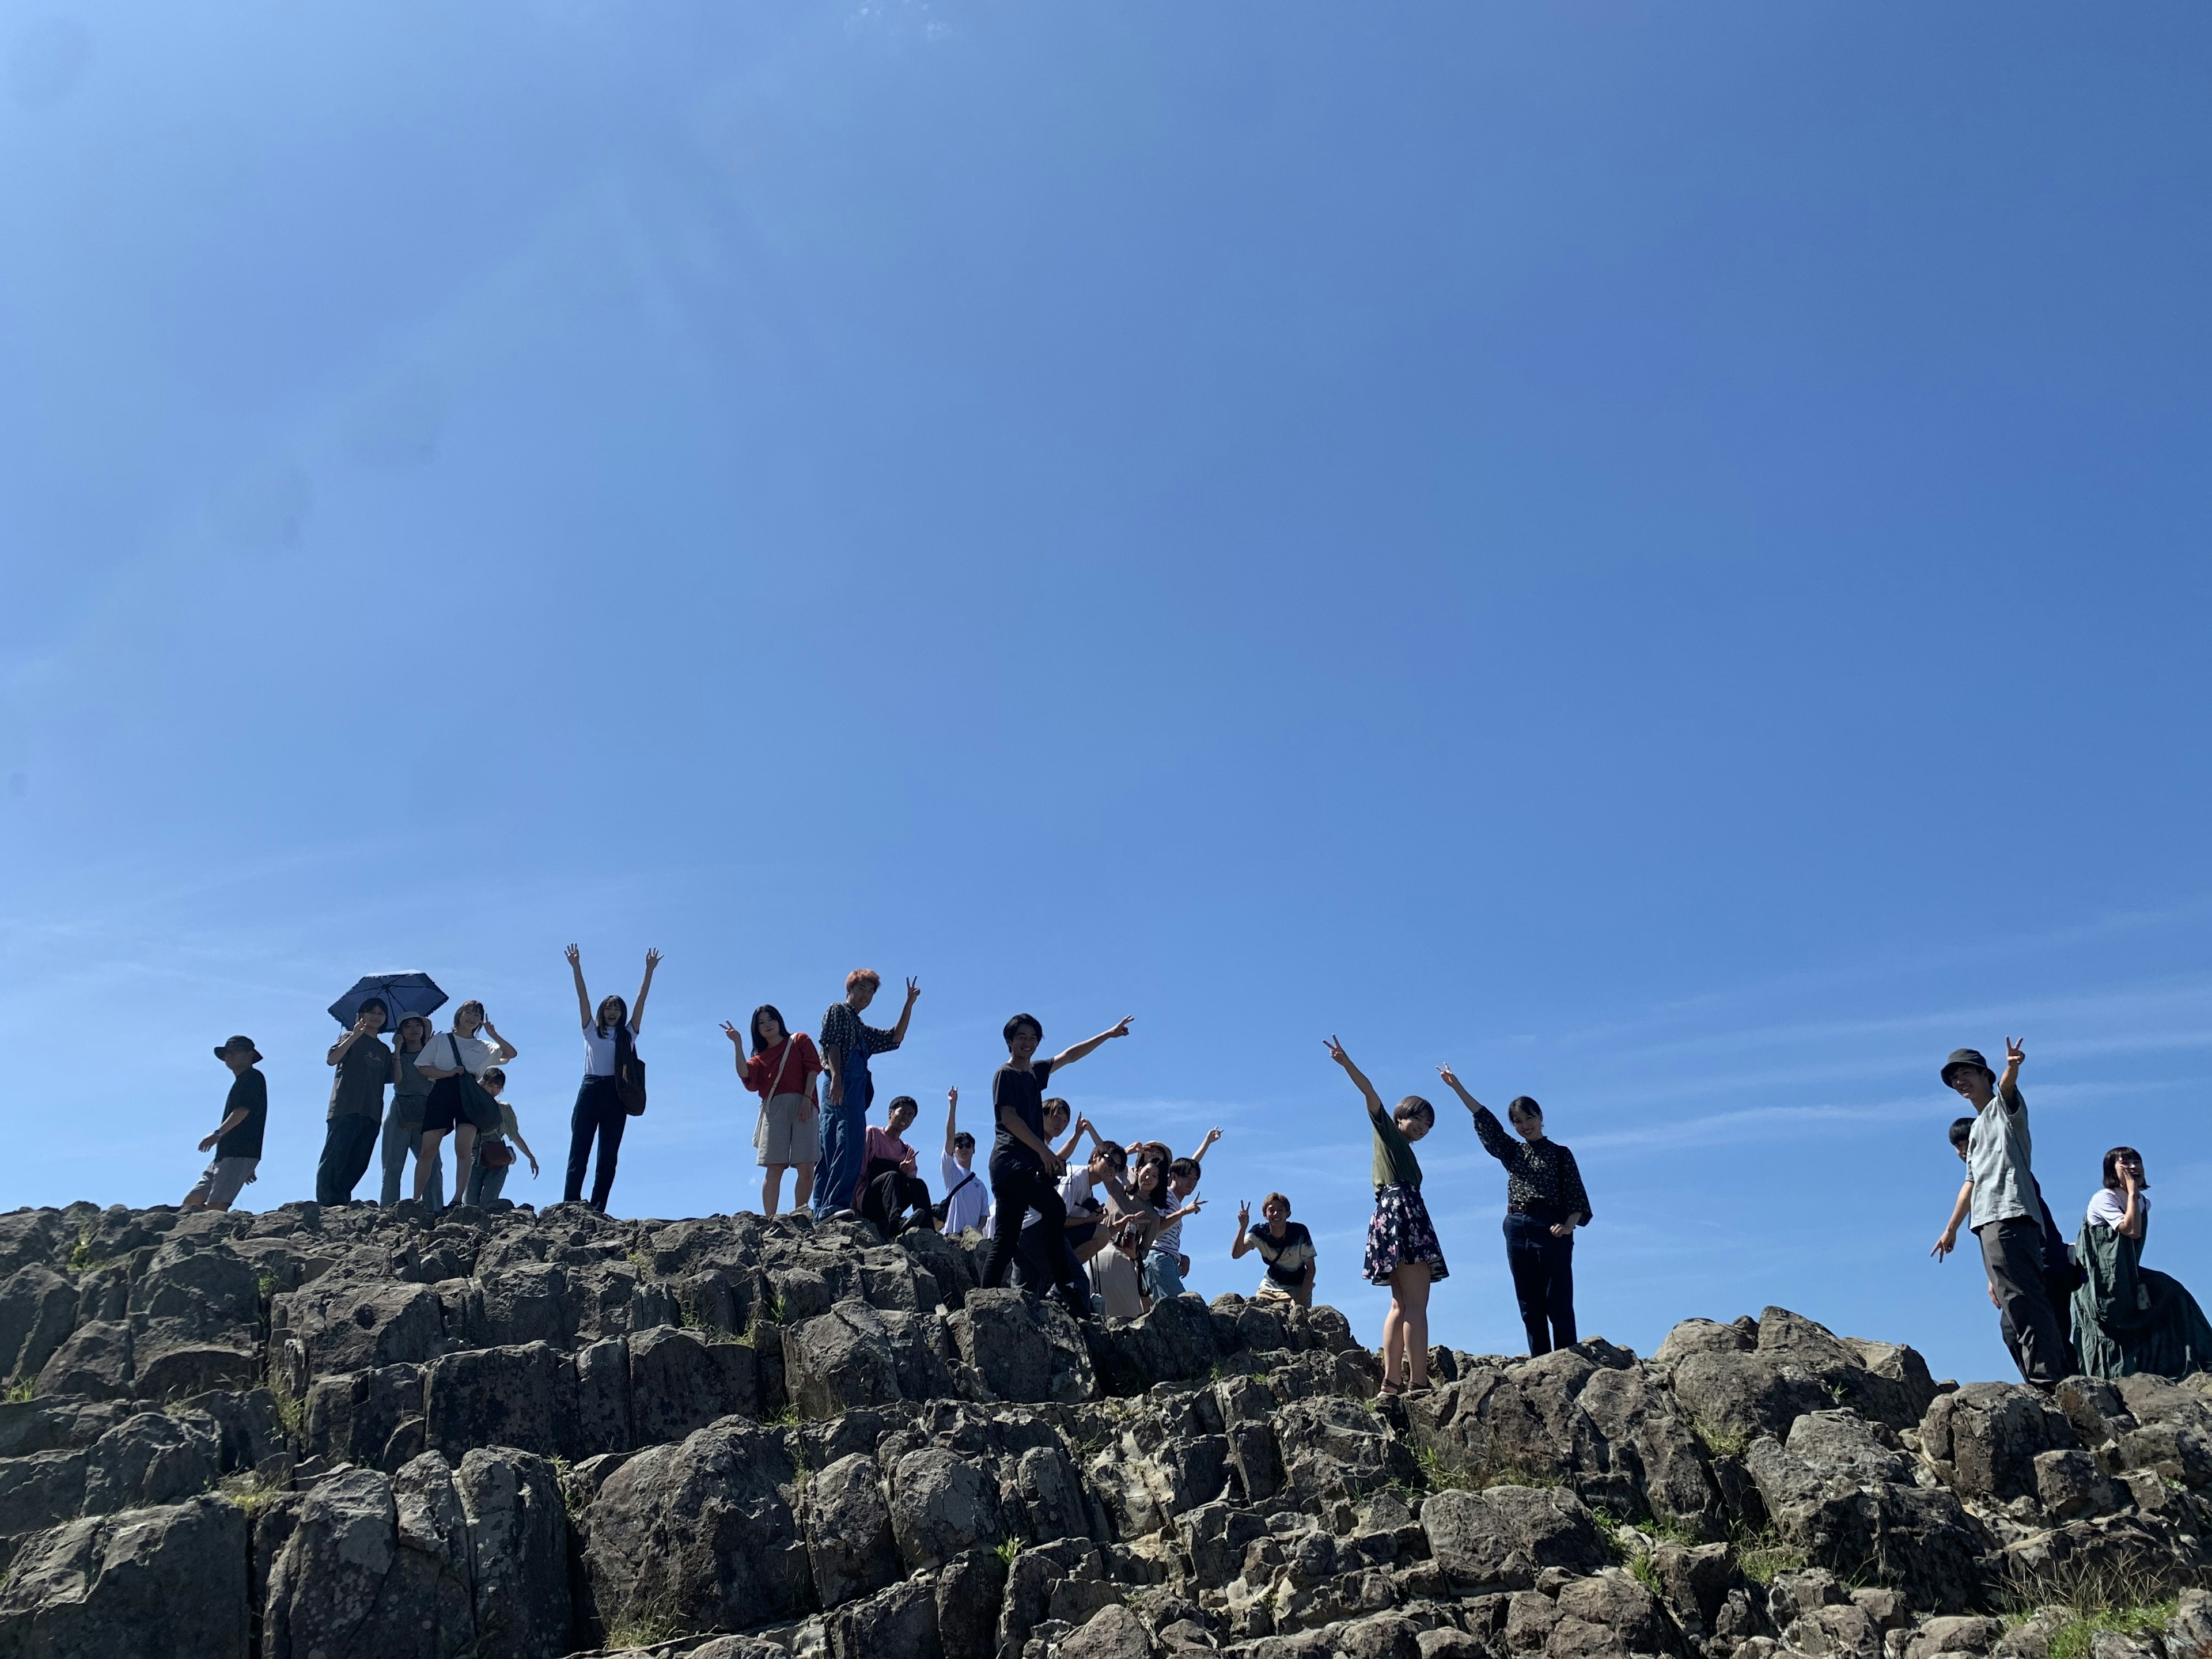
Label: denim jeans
xmin=816 ymin=1047 xmax=874 ymax=1212
xmin=1143 ymin=1247 xmax=1187 ymax=1301
xmin=380 ymin=1101 xmax=443 ymax=1207
xmin=565 ymin=1075 xmax=627 ymax=1211
xmin=464 ymin=1148 xmax=510 ymax=1207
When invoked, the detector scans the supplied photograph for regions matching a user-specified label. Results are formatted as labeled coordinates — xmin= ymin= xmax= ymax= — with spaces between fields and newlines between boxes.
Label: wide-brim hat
xmin=1941 ymin=1047 xmax=1993 ymax=1088
xmin=214 ymin=1035 xmax=263 ymax=1063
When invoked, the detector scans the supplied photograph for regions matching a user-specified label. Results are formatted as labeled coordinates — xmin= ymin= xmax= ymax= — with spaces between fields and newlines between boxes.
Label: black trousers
xmin=983 ymin=1158 xmax=1089 ymax=1316
xmin=861 ymin=1165 xmax=935 ymax=1238
xmin=1981 ymin=1216 xmax=2069 ymax=1385
xmin=315 ymin=1115 xmax=382 ymax=1205
xmin=1504 ymin=1212 xmax=1577 ymax=1355
xmin=565 ymin=1075 xmax=627 ymax=1211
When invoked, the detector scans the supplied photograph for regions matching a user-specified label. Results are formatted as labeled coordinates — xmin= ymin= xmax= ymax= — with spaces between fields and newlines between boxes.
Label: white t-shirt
xmin=2087 ymin=1188 xmax=2147 ymax=1232
xmin=940 ymin=1154 xmax=988 ymax=1234
xmin=426 ymin=1032 xmax=500 ymax=1079
xmin=582 ymin=1024 xmax=621 ymax=1078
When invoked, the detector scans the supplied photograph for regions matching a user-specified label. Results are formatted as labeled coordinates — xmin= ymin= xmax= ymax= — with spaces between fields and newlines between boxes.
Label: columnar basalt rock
xmin=5 ymin=1200 xmax=2212 ymax=1658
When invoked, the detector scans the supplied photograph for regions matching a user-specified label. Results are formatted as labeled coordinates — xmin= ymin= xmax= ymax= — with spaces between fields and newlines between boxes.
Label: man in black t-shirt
xmin=317 ymin=999 xmax=393 ymax=1205
xmin=184 ymin=1036 xmax=269 ymax=1212
xmin=980 ymin=1009 xmax=1135 ymax=1317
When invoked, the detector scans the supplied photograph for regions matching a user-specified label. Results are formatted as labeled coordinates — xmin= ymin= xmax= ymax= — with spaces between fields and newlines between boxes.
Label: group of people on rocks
xmin=1929 ymin=1038 xmax=2211 ymax=1388
xmin=176 ymin=965 xmax=2211 ymax=1381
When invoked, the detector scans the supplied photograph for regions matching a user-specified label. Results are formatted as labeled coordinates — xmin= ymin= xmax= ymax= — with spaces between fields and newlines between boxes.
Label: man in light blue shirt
xmin=1931 ymin=1037 xmax=2069 ymax=1387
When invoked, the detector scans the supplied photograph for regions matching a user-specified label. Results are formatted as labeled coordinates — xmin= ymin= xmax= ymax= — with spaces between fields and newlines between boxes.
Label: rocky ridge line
xmin=1 ymin=1199 xmax=2210 ymax=1659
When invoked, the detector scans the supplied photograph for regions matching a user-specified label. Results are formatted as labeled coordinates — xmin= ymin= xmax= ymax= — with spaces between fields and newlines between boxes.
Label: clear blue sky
xmin=3 ymin=4 xmax=2208 ymax=1386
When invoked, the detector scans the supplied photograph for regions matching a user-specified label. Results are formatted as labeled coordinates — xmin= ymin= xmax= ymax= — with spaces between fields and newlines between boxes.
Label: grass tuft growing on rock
xmin=1690 ymin=1416 xmax=1748 ymax=1459
xmin=995 ymin=1537 xmax=1022 ymax=1565
xmin=3 ymin=1375 xmax=34 ymax=1404
xmin=2003 ymin=1548 xmax=2183 ymax=1659
xmin=1728 ymin=1522 xmax=1808 ymax=1585
xmin=218 ymin=1471 xmax=289 ymax=1520
xmin=2047 ymin=1603 xmax=2175 ymax=1659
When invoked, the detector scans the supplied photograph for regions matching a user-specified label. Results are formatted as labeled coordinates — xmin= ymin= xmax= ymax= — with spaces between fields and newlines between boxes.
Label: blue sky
xmin=3 ymin=3 xmax=2209 ymax=1386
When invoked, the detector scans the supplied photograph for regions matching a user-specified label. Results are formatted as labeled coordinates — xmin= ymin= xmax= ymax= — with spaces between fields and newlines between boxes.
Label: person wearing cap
xmin=1930 ymin=1037 xmax=2069 ymax=1387
xmin=316 ymin=997 xmax=393 ymax=1205
xmin=184 ymin=1036 xmax=268 ymax=1211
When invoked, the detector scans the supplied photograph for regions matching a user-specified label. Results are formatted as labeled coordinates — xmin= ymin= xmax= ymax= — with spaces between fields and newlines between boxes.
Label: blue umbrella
xmin=328 ymin=972 xmax=448 ymax=1033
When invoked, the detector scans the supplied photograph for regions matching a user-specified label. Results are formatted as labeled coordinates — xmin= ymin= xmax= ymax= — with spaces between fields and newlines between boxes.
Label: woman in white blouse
xmin=413 ymin=1001 xmax=518 ymax=1207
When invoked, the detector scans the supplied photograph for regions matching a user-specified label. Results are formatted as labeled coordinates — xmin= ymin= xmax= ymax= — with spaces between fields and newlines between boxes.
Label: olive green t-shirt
xmin=1370 ymin=1105 xmax=1422 ymax=1189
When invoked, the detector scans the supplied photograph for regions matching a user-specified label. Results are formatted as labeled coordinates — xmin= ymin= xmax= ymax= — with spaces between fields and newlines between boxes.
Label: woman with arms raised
xmin=563 ymin=945 xmax=659 ymax=1213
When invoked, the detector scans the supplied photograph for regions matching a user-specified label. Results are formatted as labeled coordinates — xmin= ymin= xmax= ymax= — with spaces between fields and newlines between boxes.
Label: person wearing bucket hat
xmin=1930 ymin=1036 xmax=2070 ymax=1387
xmin=183 ymin=1036 xmax=268 ymax=1211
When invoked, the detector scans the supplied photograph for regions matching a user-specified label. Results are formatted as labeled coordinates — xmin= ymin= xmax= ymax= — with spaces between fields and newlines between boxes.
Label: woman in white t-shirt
xmin=413 ymin=1001 xmax=518 ymax=1207
xmin=2072 ymin=1144 xmax=2212 ymax=1380
xmin=563 ymin=944 xmax=659 ymax=1214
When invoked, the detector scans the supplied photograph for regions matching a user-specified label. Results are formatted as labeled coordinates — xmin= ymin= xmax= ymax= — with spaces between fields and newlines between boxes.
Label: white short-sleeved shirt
xmin=582 ymin=1024 xmax=621 ymax=1078
xmin=426 ymin=1032 xmax=501 ymax=1079
xmin=2087 ymin=1188 xmax=2147 ymax=1233
xmin=940 ymin=1154 xmax=988 ymax=1234
xmin=1025 ymin=1168 xmax=1097 ymax=1232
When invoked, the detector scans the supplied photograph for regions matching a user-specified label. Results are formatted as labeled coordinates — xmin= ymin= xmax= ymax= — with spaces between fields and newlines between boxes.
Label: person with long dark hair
xmin=562 ymin=944 xmax=659 ymax=1211
xmin=724 ymin=1004 xmax=822 ymax=1217
xmin=1438 ymin=1067 xmax=1591 ymax=1356
xmin=979 ymin=1010 xmax=1134 ymax=1319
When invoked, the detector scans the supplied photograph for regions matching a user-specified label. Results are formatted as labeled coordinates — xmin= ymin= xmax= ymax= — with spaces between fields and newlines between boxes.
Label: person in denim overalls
xmin=817 ymin=970 xmax=918 ymax=1213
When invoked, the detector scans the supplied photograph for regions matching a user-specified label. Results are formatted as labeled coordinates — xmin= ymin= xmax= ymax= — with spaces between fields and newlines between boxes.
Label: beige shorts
xmin=756 ymin=1093 xmax=820 ymax=1166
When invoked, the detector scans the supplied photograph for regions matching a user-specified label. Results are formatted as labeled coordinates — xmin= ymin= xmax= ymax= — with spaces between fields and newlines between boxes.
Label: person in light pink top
xmin=859 ymin=1096 xmax=937 ymax=1237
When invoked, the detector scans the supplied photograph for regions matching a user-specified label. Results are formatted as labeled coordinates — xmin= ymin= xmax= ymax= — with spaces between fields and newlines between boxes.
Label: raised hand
xmin=644 ymin=948 xmax=662 ymax=972
xmin=1437 ymin=1065 xmax=1459 ymax=1089
xmin=1237 ymin=1200 xmax=1251 ymax=1230
xmin=721 ymin=1021 xmax=745 ymax=1047
xmin=1105 ymin=1016 xmax=1134 ymax=1040
xmin=948 ymin=1085 xmax=959 ymax=1107
xmin=1324 ymin=1036 xmax=1351 ymax=1067
xmin=565 ymin=944 xmax=581 ymax=967
xmin=1199 ymin=1127 xmax=1221 ymax=1150
xmin=905 ymin=976 xmax=921 ymax=1003
xmin=2005 ymin=1036 xmax=2025 ymax=1068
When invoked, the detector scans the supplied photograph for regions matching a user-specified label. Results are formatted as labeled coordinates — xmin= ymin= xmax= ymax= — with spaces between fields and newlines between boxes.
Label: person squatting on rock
xmin=2072 ymin=1144 xmax=2212 ymax=1380
xmin=980 ymin=1011 xmax=1135 ymax=1319
xmin=1233 ymin=1192 xmax=1316 ymax=1306
xmin=183 ymin=1035 xmax=268 ymax=1211
xmin=817 ymin=970 xmax=919 ymax=1215
xmin=1931 ymin=1039 xmax=2071 ymax=1388
xmin=562 ymin=945 xmax=656 ymax=1212
xmin=1439 ymin=1066 xmax=1592 ymax=1356
xmin=937 ymin=1086 xmax=988 ymax=1234
xmin=316 ymin=997 xmax=392 ymax=1205
xmin=415 ymin=999 xmax=519 ymax=1210
xmin=462 ymin=1067 xmax=540 ymax=1206
xmin=1327 ymin=1035 xmax=1446 ymax=1396
xmin=858 ymin=1094 xmax=938 ymax=1237
xmin=726 ymin=1003 xmax=821 ymax=1217
xmin=381 ymin=1014 xmax=444 ymax=1207
xmin=1143 ymin=1130 xmax=1221 ymax=1302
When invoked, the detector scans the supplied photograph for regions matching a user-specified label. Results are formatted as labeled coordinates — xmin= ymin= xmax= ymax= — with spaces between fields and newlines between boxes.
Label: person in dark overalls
xmin=1438 ymin=1066 xmax=1592 ymax=1356
xmin=817 ymin=969 xmax=919 ymax=1214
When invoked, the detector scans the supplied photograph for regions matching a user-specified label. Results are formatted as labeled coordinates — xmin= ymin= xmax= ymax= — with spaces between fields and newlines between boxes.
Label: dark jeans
xmin=565 ymin=1075 xmax=627 ymax=1211
xmin=315 ymin=1115 xmax=382 ymax=1206
xmin=1504 ymin=1212 xmax=1577 ymax=1355
xmin=1981 ymin=1216 xmax=2069 ymax=1385
xmin=983 ymin=1157 xmax=1089 ymax=1317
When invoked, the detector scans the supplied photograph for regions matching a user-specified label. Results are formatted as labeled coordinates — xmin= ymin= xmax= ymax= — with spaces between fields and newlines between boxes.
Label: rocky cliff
xmin=1 ymin=1199 xmax=2209 ymax=1659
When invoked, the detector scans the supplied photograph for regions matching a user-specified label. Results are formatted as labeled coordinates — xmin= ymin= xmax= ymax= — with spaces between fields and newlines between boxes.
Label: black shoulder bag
xmin=616 ymin=1024 xmax=648 ymax=1117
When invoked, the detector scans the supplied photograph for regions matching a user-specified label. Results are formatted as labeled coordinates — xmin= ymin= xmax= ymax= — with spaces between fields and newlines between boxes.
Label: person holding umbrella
xmin=414 ymin=1001 xmax=517 ymax=1207
xmin=316 ymin=997 xmax=392 ymax=1205
xmin=563 ymin=945 xmax=660 ymax=1212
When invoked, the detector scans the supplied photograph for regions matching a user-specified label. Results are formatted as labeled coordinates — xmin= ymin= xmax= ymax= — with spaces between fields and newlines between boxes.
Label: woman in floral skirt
xmin=1325 ymin=1035 xmax=1447 ymax=1396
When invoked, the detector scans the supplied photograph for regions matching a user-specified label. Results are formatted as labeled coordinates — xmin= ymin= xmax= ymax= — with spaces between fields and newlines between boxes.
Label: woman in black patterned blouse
xmin=1438 ymin=1066 xmax=1592 ymax=1356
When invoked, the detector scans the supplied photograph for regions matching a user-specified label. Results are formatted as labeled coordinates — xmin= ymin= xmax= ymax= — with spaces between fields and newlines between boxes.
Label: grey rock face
xmin=804 ymin=1450 xmax=901 ymax=1608
xmin=582 ymin=1416 xmax=812 ymax=1639
xmin=0 ymin=1494 xmax=248 ymax=1659
xmin=784 ymin=1300 xmax=955 ymax=1418
xmin=1420 ymin=1485 xmax=1608 ymax=1589
xmin=1922 ymin=1384 xmax=2084 ymax=1503
xmin=0 ymin=1264 xmax=79 ymax=1384
xmin=948 ymin=1287 xmax=1094 ymax=1404
xmin=456 ymin=1446 xmax=572 ymax=1659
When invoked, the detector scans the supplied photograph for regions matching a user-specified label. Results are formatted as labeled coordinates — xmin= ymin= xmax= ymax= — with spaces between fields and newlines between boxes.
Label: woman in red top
xmin=721 ymin=1005 xmax=822 ymax=1217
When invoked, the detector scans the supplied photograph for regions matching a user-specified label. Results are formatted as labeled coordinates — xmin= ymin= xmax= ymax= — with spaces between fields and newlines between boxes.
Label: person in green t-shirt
xmin=1325 ymin=1035 xmax=1449 ymax=1397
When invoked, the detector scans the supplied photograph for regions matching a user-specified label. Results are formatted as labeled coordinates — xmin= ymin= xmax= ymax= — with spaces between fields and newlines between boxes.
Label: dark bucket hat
xmin=214 ymin=1035 xmax=263 ymax=1063
xmin=1941 ymin=1047 xmax=1994 ymax=1089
